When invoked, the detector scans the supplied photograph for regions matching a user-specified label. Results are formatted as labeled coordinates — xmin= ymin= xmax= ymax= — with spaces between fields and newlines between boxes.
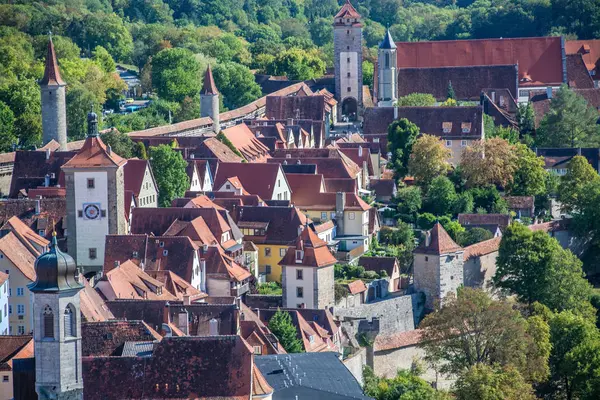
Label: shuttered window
xmin=43 ymin=306 xmax=53 ymax=339
xmin=64 ymin=306 xmax=74 ymax=337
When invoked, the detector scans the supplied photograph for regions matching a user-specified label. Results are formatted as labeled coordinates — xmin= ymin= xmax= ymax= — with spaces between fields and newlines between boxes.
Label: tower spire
xmin=40 ymin=36 xmax=65 ymax=87
xmin=201 ymin=64 xmax=219 ymax=95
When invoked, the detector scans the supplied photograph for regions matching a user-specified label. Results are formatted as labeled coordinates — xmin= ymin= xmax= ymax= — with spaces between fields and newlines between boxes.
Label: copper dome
xmin=29 ymin=234 xmax=83 ymax=293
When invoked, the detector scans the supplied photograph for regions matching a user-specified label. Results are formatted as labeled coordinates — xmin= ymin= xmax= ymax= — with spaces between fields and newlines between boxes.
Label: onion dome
xmin=28 ymin=233 xmax=83 ymax=293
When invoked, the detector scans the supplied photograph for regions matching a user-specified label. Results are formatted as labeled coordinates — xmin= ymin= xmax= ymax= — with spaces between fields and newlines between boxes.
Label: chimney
xmin=45 ymin=148 xmax=51 ymax=160
xmin=425 ymin=230 xmax=431 ymax=247
xmin=394 ymin=106 xmax=398 ymax=119
xmin=546 ymin=87 xmax=553 ymax=99
xmin=183 ymin=294 xmax=190 ymax=305
xmin=35 ymin=199 xmax=41 ymax=215
xmin=163 ymin=302 xmax=171 ymax=325
xmin=44 ymin=174 xmax=50 ymax=188
xmin=209 ymin=318 xmax=219 ymax=336
xmin=287 ymin=118 xmax=293 ymax=126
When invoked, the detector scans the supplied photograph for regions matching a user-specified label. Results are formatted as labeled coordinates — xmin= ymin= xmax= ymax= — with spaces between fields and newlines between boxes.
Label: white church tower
xmin=29 ymin=233 xmax=84 ymax=400
xmin=62 ymin=111 xmax=128 ymax=277
xmin=377 ymin=29 xmax=398 ymax=107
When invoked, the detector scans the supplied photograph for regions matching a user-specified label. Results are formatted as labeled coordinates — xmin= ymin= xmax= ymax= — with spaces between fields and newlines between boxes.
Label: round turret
xmin=29 ymin=234 xmax=83 ymax=292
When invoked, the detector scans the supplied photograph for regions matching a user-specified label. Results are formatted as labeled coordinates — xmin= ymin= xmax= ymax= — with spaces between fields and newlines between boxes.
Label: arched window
xmin=385 ymin=53 xmax=390 ymax=68
xmin=43 ymin=305 xmax=54 ymax=339
xmin=64 ymin=305 xmax=76 ymax=338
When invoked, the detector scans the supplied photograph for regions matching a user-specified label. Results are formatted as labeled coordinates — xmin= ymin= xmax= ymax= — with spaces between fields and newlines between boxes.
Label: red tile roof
xmin=279 ymin=226 xmax=337 ymax=268
xmin=214 ymin=162 xmax=285 ymax=200
xmin=293 ymin=191 xmax=370 ymax=211
xmin=233 ymin=205 xmax=309 ymax=245
xmin=567 ymin=54 xmax=595 ymax=88
xmin=458 ymin=213 xmax=511 ymax=229
xmin=374 ymin=329 xmax=423 ymax=352
xmin=81 ymin=320 xmax=161 ymax=357
xmin=335 ymin=0 xmax=361 ymax=19
xmin=62 ymin=135 xmax=126 ymax=169
xmin=0 ymin=336 xmax=33 ymax=371
xmin=3 ymin=215 xmax=49 ymax=252
xmin=395 ymin=37 xmax=565 ymax=87
xmin=146 ymin=270 xmax=208 ymax=301
xmin=131 ymin=207 xmax=230 ymax=240
xmin=40 ymin=38 xmax=65 ymax=86
xmin=222 ymin=124 xmax=271 ymax=163
xmin=79 ymin=275 xmax=115 ymax=322
xmin=324 ymin=178 xmax=357 ymax=194
xmin=566 ymin=40 xmax=600 ymax=79
xmin=358 ymin=256 xmax=398 ymax=277
xmin=201 ymin=64 xmax=219 ymax=95
xmin=347 ymin=279 xmax=367 ymax=295
xmin=415 ymin=223 xmax=463 ymax=255
xmin=124 ymin=159 xmax=153 ymax=199
xmin=463 ymin=237 xmax=501 ymax=261
xmin=504 ymin=196 xmax=535 ymax=210
xmin=0 ymin=232 xmax=36 ymax=281
xmin=266 ymin=95 xmax=326 ymax=122
xmin=285 ymin=173 xmax=325 ymax=197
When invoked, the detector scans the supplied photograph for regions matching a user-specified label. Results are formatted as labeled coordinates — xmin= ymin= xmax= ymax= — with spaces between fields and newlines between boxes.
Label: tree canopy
xmin=268 ymin=309 xmax=303 ymax=353
xmin=149 ymin=144 xmax=189 ymax=207
xmin=388 ymin=118 xmax=420 ymax=178
xmin=408 ymin=134 xmax=451 ymax=187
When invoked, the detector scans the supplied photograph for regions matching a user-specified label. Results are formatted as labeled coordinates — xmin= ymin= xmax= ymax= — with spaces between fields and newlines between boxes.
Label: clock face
xmin=83 ymin=203 xmax=101 ymax=220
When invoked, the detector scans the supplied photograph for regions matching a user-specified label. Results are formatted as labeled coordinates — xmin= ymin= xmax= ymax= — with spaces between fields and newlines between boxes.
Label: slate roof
xmin=279 ymin=226 xmax=337 ymax=268
xmin=201 ymin=64 xmax=219 ymax=95
xmin=397 ymin=64 xmax=519 ymax=100
xmin=82 ymin=336 xmax=254 ymax=400
xmin=379 ymin=29 xmax=396 ymax=49
xmin=363 ymin=106 xmax=483 ymax=139
xmin=0 ymin=336 xmax=33 ymax=372
xmin=566 ymin=54 xmax=595 ymax=88
xmin=395 ymin=37 xmax=565 ymax=87
xmin=40 ymin=38 xmax=65 ymax=86
xmin=415 ymin=223 xmax=463 ymax=255
xmin=214 ymin=162 xmax=286 ymax=200
xmin=358 ymin=256 xmax=398 ymax=277
xmin=255 ymin=352 xmax=371 ymax=400
xmin=233 ymin=206 xmax=308 ymax=245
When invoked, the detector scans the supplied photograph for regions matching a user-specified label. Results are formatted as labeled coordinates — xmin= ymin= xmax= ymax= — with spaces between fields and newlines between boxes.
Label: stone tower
xmin=200 ymin=65 xmax=220 ymax=133
xmin=377 ymin=29 xmax=397 ymax=107
xmin=40 ymin=37 xmax=67 ymax=150
xmin=413 ymin=223 xmax=464 ymax=309
xmin=61 ymin=111 xmax=127 ymax=277
xmin=333 ymin=0 xmax=363 ymax=120
xmin=28 ymin=233 xmax=84 ymax=400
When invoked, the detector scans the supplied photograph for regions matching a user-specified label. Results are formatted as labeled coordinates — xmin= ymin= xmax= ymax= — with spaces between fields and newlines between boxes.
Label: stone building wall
xmin=316 ymin=265 xmax=335 ymax=309
xmin=464 ymin=251 xmax=498 ymax=289
xmin=334 ymin=23 xmax=363 ymax=114
xmin=413 ymin=253 xmax=440 ymax=310
xmin=41 ymin=85 xmax=67 ymax=150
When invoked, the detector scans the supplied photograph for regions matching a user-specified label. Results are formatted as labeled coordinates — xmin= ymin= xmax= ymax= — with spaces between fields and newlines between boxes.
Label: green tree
xmin=268 ymin=309 xmax=303 ymax=353
xmin=454 ymin=364 xmax=537 ymax=400
xmin=536 ymin=85 xmax=600 ymax=148
xmin=363 ymin=367 xmax=449 ymax=400
xmin=516 ymin=102 xmax=535 ymax=137
xmin=66 ymin=85 xmax=100 ymax=140
xmin=506 ymin=144 xmax=548 ymax=196
xmin=420 ymin=288 xmax=550 ymax=382
xmin=467 ymin=185 xmax=509 ymax=214
xmin=265 ymin=47 xmax=325 ymax=80
xmin=71 ymin=12 xmax=134 ymax=61
xmin=387 ymin=118 xmax=420 ymax=178
xmin=151 ymin=48 xmax=201 ymax=103
xmin=494 ymin=223 xmax=594 ymax=318
xmin=460 ymin=138 xmax=517 ymax=188
xmin=135 ymin=141 xmax=148 ymax=160
xmin=0 ymin=78 xmax=41 ymax=147
xmin=92 ymin=45 xmax=116 ymax=73
xmin=417 ymin=212 xmax=437 ymax=230
xmin=394 ymin=186 xmax=422 ymax=223
xmin=101 ymin=129 xmax=135 ymax=158
xmin=424 ymin=176 xmax=457 ymax=216
xmin=456 ymin=227 xmax=494 ymax=247
xmin=149 ymin=144 xmax=189 ymax=207
xmin=363 ymin=60 xmax=374 ymax=89
xmin=557 ymin=155 xmax=600 ymax=214
xmin=0 ymin=100 xmax=17 ymax=152
xmin=308 ymin=17 xmax=333 ymax=46
xmin=446 ymin=80 xmax=455 ymax=100
xmin=213 ymin=62 xmax=262 ymax=110
xmin=395 ymin=93 xmax=437 ymax=107
xmin=408 ymin=134 xmax=451 ymax=187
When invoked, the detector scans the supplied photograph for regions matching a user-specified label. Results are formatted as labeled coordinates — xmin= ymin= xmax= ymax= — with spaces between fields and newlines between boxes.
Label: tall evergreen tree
xmin=447 ymin=80 xmax=455 ymax=100
xmin=268 ymin=309 xmax=304 ymax=353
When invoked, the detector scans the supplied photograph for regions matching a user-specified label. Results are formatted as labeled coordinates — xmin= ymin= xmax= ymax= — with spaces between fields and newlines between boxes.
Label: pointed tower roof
xmin=334 ymin=0 xmax=361 ymax=19
xmin=201 ymin=65 xmax=219 ymax=95
xmin=279 ymin=226 xmax=337 ymax=268
xmin=379 ymin=29 xmax=397 ymax=50
xmin=40 ymin=37 xmax=66 ymax=86
xmin=415 ymin=223 xmax=463 ymax=255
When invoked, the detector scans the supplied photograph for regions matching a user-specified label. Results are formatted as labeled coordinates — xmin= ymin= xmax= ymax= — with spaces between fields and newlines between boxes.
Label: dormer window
xmin=461 ymin=122 xmax=472 ymax=133
xmin=442 ymin=122 xmax=452 ymax=133
xmin=295 ymin=250 xmax=304 ymax=263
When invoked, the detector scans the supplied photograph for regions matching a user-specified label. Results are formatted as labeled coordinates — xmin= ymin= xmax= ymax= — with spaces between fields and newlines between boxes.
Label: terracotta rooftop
xmin=458 ymin=213 xmax=511 ymax=230
xmin=529 ymin=88 xmax=600 ymax=126
xmin=358 ymin=256 xmax=398 ymax=277
xmin=415 ymin=223 xmax=463 ymax=255
xmin=221 ymin=123 xmax=271 ymax=163
xmin=463 ymin=237 xmax=502 ymax=261
xmin=271 ymin=157 xmax=361 ymax=180
xmin=201 ymin=64 xmax=219 ymax=95
xmin=369 ymin=179 xmax=396 ymax=198
xmin=566 ymin=53 xmax=595 ymax=88
xmin=62 ymin=135 xmax=126 ymax=169
xmin=566 ymin=39 xmax=600 ymax=79
xmin=323 ymin=178 xmax=357 ymax=194
xmin=40 ymin=38 xmax=65 ymax=86
xmin=146 ymin=270 xmax=207 ymax=301
xmin=79 ymin=276 xmax=115 ymax=322
xmin=9 ymin=150 xmax=77 ymax=198
xmin=81 ymin=320 xmax=161 ymax=357
xmin=347 ymin=279 xmax=367 ymax=295
xmin=285 ymin=173 xmax=325 ymax=197
xmin=233 ymin=206 xmax=308 ymax=245
xmin=504 ymin=196 xmax=535 ymax=210
xmin=0 ymin=232 xmax=36 ymax=281
xmin=0 ymin=336 xmax=33 ymax=371
xmin=292 ymin=191 xmax=370 ymax=211
xmin=334 ymin=0 xmax=361 ymax=19
xmin=374 ymin=329 xmax=423 ymax=352
xmin=395 ymin=37 xmax=565 ymax=87
xmin=279 ymin=226 xmax=337 ymax=268
xmin=3 ymin=215 xmax=49 ymax=253
xmin=214 ymin=162 xmax=286 ymax=200
xmin=266 ymin=95 xmax=326 ymax=122
xmin=124 ymin=159 xmax=154 ymax=199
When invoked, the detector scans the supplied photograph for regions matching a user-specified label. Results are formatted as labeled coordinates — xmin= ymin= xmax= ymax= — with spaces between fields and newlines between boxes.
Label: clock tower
xmin=62 ymin=111 xmax=127 ymax=277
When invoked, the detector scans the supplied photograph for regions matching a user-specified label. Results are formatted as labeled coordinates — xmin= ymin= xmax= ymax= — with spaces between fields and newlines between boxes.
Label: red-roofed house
xmin=221 ymin=123 xmax=271 ymax=163
xmin=186 ymin=159 xmax=213 ymax=192
xmin=566 ymin=40 xmax=600 ymax=87
xmin=280 ymin=226 xmax=336 ymax=309
xmin=124 ymin=159 xmax=158 ymax=208
xmin=0 ymin=335 xmax=33 ymax=399
xmin=214 ymin=162 xmax=291 ymax=201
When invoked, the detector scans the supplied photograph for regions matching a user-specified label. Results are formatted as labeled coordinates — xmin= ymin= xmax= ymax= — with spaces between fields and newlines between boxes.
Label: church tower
xmin=377 ymin=29 xmax=398 ymax=107
xmin=200 ymin=65 xmax=220 ymax=133
xmin=29 ymin=233 xmax=84 ymax=400
xmin=333 ymin=0 xmax=363 ymax=120
xmin=62 ymin=111 xmax=127 ymax=276
xmin=40 ymin=37 xmax=67 ymax=150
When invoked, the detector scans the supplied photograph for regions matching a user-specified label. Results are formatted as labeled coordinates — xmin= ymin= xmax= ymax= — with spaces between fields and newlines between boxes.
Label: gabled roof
xmin=324 ymin=178 xmax=357 ymax=194
xmin=0 ymin=232 xmax=36 ymax=281
xmin=131 ymin=207 xmax=231 ymax=240
xmin=379 ymin=29 xmax=396 ymax=49
xmin=463 ymin=237 xmax=502 ymax=261
xmin=124 ymin=159 xmax=155 ymax=199
xmin=279 ymin=226 xmax=337 ymax=268
xmin=395 ymin=37 xmax=565 ymax=87
xmin=40 ymin=38 xmax=65 ymax=86
xmin=458 ymin=213 xmax=511 ymax=230
xmin=369 ymin=179 xmax=396 ymax=198
xmin=415 ymin=223 xmax=463 ymax=255
xmin=201 ymin=64 xmax=219 ymax=95
xmin=292 ymin=191 xmax=370 ymax=211
xmin=3 ymin=215 xmax=49 ymax=252
xmin=334 ymin=0 xmax=361 ymax=19
xmin=347 ymin=279 xmax=367 ymax=295
xmin=266 ymin=95 xmax=326 ymax=122
xmin=179 ymin=195 xmax=225 ymax=210
xmin=81 ymin=320 xmax=161 ymax=357
xmin=79 ymin=275 xmax=115 ymax=322
xmin=214 ymin=162 xmax=286 ymax=200
xmin=0 ymin=336 xmax=33 ymax=371
xmin=62 ymin=135 xmax=126 ymax=169
xmin=233 ymin=206 xmax=308 ymax=245
xmin=358 ymin=256 xmax=398 ymax=277
xmin=504 ymin=196 xmax=535 ymax=210
xmin=146 ymin=270 xmax=207 ymax=301
xmin=221 ymin=124 xmax=271 ymax=163
xmin=566 ymin=53 xmax=595 ymax=88
xmin=285 ymin=173 xmax=325 ymax=196
xmin=566 ymin=39 xmax=600 ymax=78
xmin=194 ymin=137 xmax=244 ymax=162
xmin=204 ymin=246 xmax=252 ymax=282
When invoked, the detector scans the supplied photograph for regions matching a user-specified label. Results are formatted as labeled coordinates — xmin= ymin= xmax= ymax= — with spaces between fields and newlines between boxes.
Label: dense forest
xmin=0 ymin=0 xmax=599 ymax=150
